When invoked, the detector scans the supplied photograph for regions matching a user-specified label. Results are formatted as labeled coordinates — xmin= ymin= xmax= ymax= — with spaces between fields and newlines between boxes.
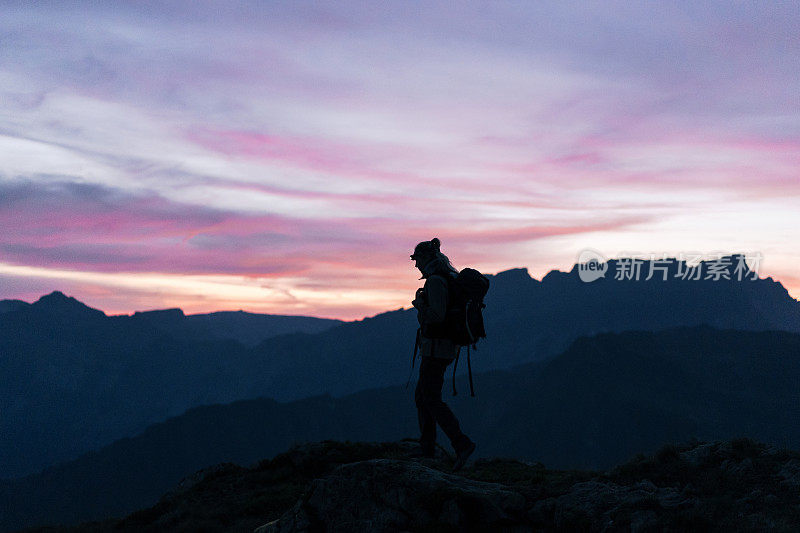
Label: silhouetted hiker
xmin=410 ymin=238 xmax=476 ymax=471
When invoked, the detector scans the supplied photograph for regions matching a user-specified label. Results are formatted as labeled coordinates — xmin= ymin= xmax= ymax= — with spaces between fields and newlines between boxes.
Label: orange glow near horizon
xmin=2 ymin=260 xmax=797 ymax=321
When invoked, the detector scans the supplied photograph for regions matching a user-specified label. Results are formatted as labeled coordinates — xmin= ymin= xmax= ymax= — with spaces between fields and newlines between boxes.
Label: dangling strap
xmin=405 ymin=328 xmax=422 ymax=389
xmin=451 ymin=346 xmax=461 ymax=396
xmin=467 ymin=344 xmax=475 ymax=397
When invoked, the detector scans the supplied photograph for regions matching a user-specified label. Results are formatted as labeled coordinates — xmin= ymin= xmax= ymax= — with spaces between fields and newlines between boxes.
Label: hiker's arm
xmin=419 ymin=276 xmax=448 ymax=324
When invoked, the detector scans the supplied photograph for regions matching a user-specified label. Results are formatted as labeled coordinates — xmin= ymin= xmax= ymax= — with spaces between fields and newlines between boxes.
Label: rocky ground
xmin=25 ymin=438 xmax=800 ymax=532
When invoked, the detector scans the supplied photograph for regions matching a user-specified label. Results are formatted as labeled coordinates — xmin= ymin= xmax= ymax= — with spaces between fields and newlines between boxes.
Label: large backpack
xmin=425 ymin=268 xmax=490 ymax=346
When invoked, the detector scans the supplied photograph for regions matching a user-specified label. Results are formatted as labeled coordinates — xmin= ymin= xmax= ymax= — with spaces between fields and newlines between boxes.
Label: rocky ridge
xmin=38 ymin=438 xmax=800 ymax=533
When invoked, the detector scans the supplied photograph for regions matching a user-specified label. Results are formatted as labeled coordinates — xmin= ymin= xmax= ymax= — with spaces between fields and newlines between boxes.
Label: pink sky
xmin=0 ymin=2 xmax=798 ymax=319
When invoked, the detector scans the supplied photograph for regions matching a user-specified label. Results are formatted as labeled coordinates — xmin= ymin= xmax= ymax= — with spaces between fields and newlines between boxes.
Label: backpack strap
xmin=467 ymin=344 xmax=475 ymax=397
xmin=405 ymin=327 xmax=422 ymax=390
xmin=451 ymin=345 xmax=461 ymax=396
xmin=451 ymin=345 xmax=477 ymax=396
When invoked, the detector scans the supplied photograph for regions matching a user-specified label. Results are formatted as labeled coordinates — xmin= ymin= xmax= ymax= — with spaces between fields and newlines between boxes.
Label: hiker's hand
xmin=412 ymin=288 xmax=426 ymax=309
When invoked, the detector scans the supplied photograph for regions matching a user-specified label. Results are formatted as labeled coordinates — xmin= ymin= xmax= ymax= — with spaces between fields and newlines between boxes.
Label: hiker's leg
xmin=419 ymin=357 xmax=472 ymax=452
xmin=415 ymin=358 xmax=437 ymax=455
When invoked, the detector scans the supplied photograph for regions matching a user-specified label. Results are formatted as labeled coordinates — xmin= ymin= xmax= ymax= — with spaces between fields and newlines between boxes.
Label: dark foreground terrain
xmin=25 ymin=438 xmax=800 ymax=532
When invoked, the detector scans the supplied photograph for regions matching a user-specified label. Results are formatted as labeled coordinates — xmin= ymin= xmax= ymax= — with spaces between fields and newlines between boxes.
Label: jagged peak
xmin=541 ymin=267 xmax=574 ymax=283
xmin=37 ymin=290 xmax=68 ymax=301
xmin=32 ymin=291 xmax=105 ymax=317
xmin=493 ymin=267 xmax=533 ymax=282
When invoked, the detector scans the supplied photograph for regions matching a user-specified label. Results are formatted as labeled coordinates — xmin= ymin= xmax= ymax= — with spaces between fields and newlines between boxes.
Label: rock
xmin=634 ymin=479 xmax=657 ymax=493
xmin=760 ymin=444 xmax=780 ymax=457
xmin=680 ymin=442 xmax=717 ymax=467
xmin=778 ymin=459 xmax=800 ymax=488
xmin=527 ymin=478 xmax=694 ymax=530
xmin=734 ymin=457 xmax=754 ymax=475
xmin=630 ymin=510 xmax=659 ymax=532
xmin=718 ymin=456 xmax=753 ymax=477
xmin=255 ymin=521 xmax=279 ymax=533
xmin=437 ymin=498 xmax=462 ymax=525
xmin=548 ymin=481 xmax=628 ymax=517
xmin=656 ymin=489 xmax=687 ymax=509
xmin=257 ymin=459 xmax=526 ymax=532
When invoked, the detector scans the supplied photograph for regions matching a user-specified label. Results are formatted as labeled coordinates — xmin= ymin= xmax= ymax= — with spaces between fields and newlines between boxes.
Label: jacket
xmin=416 ymin=273 xmax=459 ymax=360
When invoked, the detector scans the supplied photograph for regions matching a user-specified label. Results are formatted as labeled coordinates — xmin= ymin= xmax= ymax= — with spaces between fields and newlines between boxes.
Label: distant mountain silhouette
xmin=1 ymin=257 xmax=798 ymax=479
xmin=129 ymin=308 xmax=340 ymax=347
xmin=242 ymin=256 xmax=800 ymax=402
xmin=30 ymin=290 xmax=106 ymax=319
xmin=0 ymin=299 xmax=29 ymax=314
xmin=3 ymin=327 xmax=800 ymax=532
xmin=0 ymin=295 xmax=340 ymax=478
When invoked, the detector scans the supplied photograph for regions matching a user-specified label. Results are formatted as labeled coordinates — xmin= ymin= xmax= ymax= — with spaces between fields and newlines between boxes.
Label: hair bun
xmin=431 ymin=237 xmax=440 ymax=249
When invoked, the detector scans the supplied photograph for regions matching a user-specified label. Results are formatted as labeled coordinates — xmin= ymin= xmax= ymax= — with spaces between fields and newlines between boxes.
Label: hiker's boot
xmin=452 ymin=440 xmax=476 ymax=472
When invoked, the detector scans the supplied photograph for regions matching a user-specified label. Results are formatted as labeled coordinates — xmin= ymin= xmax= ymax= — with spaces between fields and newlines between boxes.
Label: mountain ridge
xmin=21 ymin=438 xmax=800 ymax=533
xmin=0 ymin=297 xmax=342 ymax=478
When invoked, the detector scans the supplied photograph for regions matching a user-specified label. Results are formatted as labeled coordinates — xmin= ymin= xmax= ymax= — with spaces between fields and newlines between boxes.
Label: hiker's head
xmin=411 ymin=238 xmax=457 ymax=277
xmin=411 ymin=238 xmax=440 ymax=266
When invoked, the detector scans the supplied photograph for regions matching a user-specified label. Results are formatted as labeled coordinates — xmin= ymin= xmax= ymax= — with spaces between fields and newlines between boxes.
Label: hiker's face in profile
xmin=413 ymin=254 xmax=430 ymax=271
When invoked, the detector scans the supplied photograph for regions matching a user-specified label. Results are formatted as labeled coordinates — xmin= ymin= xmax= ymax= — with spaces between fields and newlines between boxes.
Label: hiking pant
xmin=415 ymin=356 xmax=472 ymax=454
